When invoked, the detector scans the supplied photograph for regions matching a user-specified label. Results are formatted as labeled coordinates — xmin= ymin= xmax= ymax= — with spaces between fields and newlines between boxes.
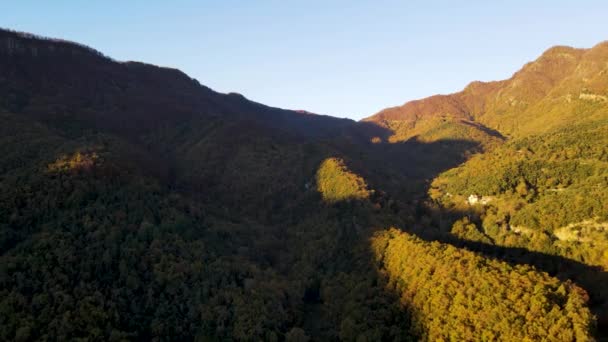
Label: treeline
xmin=0 ymin=27 xmax=114 ymax=61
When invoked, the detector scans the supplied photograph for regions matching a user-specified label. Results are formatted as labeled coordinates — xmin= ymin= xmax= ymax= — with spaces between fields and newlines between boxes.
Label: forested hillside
xmin=367 ymin=37 xmax=608 ymax=337
xmin=0 ymin=28 xmax=606 ymax=340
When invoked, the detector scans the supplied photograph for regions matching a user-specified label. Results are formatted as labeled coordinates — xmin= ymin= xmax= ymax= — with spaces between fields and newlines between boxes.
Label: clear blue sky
xmin=2 ymin=1 xmax=607 ymax=120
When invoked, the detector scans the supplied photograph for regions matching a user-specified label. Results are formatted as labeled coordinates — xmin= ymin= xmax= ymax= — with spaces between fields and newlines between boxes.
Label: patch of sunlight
xmin=554 ymin=218 xmax=608 ymax=242
xmin=48 ymin=151 xmax=100 ymax=172
xmin=316 ymin=157 xmax=370 ymax=204
xmin=370 ymin=227 xmax=595 ymax=341
xmin=579 ymin=93 xmax=608 ymax=102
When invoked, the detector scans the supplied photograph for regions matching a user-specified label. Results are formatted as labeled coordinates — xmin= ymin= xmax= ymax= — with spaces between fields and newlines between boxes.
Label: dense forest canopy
xmin=0 ymin=28 xmax=607 ymax=340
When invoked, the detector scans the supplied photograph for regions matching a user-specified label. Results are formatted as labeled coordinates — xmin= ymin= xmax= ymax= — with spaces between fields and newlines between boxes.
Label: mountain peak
xmin=540 ymin=44 xmax=581 ymax=57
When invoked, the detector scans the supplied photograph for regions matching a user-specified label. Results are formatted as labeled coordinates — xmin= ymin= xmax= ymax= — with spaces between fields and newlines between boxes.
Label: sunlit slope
xmin=430 ymin=120 xmax=608 ymax=268
xmin=372 ymin=228 xmax=594 ymax=341
xmin=365 ymin=41 xmax=608 ymax=142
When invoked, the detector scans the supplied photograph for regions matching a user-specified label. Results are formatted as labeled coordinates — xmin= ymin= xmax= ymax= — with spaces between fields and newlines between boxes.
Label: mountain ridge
xmin=364 ymin=40 xmax=608 ymax=143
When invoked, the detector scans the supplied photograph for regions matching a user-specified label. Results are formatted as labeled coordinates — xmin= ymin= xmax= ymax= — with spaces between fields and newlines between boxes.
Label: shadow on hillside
xmin=335 ymin=122 xmax=484 ymax=202
xmin=324 ymin=121 xmax=607 ymax=338
xmin=5 ymin=29 xmax=603 ymax=338
xmin=459 ymin=120 xmax=506 ymax=140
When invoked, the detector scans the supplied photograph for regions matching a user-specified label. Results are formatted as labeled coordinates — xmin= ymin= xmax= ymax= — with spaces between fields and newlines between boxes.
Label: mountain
xmin=364 ymin=41 xmax=608 ymax=143
xmin=0 ymin=28 xmax=604 ymax=341
xmin=366 ymin=40 xmax=608 ymax=335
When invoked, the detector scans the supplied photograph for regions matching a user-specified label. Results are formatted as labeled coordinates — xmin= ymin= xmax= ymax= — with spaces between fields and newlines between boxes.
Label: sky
xmin=2 ymin=1 xmax=608 ymax=120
